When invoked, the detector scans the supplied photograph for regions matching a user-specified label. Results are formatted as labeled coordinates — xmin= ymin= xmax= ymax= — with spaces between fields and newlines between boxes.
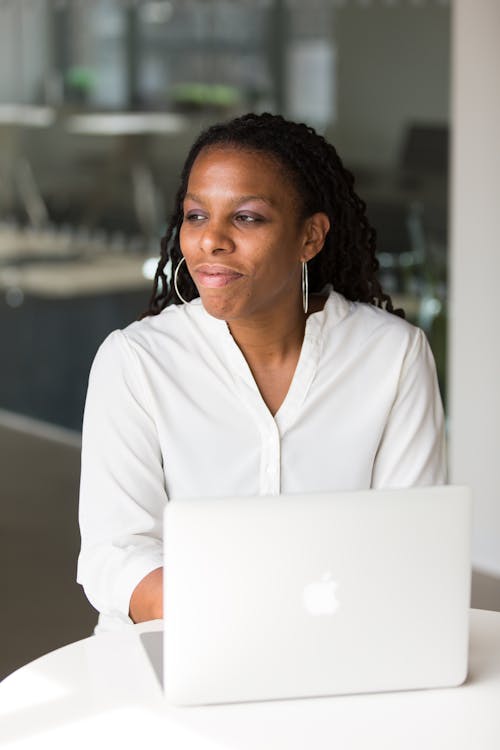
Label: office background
xmin=1 ymin=0 xmax=499 ymax=679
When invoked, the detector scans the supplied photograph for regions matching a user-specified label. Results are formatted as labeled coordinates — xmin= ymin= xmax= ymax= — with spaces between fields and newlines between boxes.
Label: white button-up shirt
xmin=77 ymin=291 xmax=446 ymax=630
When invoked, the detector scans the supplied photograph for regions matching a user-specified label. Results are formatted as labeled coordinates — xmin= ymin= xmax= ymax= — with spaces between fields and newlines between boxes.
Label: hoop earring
xmin=173 ymin=256 xmax=189 ymax=305
xmin=302 ymin=261 xmax=308 ymax=315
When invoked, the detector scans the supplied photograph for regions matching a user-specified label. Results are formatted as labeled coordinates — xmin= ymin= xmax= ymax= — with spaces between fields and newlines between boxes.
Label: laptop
xmin=162 ymin=485 xmax=472 ymax=706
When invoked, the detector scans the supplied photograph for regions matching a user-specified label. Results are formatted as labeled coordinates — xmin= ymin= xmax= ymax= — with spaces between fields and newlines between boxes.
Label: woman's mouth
xmin=194 ymin=265 xmax=244 ymax=288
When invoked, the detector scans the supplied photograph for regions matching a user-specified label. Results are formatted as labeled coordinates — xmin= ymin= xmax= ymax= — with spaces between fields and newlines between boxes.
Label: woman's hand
xmin=129 ymin=567 xmax=163 ymax=623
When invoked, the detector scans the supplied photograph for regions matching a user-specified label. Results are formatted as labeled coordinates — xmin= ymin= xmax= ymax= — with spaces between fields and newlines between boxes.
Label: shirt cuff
xmin=78 ymin=545 xmax=163 ymax=628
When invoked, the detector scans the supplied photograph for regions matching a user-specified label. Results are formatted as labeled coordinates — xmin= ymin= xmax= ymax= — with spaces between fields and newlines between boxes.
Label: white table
xmin=1 ymin=609 xmax=499 ymax=750
xmin=0 ymin=105 xmax=55 ymax=128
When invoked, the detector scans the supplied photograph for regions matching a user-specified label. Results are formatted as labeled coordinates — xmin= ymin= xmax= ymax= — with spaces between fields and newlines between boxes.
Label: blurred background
xmin=0 ymin=0 xmax=451 ymax=433
xmin=1 ymin=0 xmax=498 ymax=680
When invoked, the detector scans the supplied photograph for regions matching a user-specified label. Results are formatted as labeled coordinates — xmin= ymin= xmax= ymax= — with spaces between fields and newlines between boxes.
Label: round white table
xmin=1 ymin=609 xmax=499 ymax=750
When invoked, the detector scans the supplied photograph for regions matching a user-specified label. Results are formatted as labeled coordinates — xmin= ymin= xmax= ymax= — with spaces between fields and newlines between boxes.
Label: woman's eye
xmin=185 ymin=213 xmax=205 ymax=222
xmin=235 ymin=214 xmax=262 ymax=224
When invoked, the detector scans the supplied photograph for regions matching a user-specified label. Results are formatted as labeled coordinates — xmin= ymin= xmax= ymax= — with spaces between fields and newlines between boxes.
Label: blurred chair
xmin=398 ymin=122 xmax=449 ymax=188
xmin=18 ymin=123 xmax=133 ymax=231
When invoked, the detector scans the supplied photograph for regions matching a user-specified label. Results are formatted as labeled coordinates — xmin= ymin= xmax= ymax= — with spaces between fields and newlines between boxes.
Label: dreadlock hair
xmin=141 ymin=112 xmax=404 ymax=319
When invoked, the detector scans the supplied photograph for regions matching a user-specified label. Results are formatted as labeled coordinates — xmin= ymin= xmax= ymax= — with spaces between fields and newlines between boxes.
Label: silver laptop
xmin=163 ymin=485 xmax=472 ymax=706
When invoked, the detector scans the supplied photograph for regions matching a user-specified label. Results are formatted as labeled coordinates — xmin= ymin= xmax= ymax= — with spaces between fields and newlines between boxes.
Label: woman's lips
xmin=194 ymin=265 xmax=244 ymax=288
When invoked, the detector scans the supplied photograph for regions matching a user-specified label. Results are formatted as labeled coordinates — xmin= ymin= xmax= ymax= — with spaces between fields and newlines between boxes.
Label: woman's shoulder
xmin=330 ymin=290 xmax=417 ymax=334
xmin=92 ymin=299 xmax=207 ymax=369
xmin=328 ymin=290 xmax=426 ymax=359
xmin=121 ymin=298 xmax=206 ymax=348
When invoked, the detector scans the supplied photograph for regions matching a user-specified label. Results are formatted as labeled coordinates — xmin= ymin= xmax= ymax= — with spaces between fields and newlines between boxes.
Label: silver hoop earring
xmin=302 ymin=261 xmax=308 ymax=314
xmin=173 ymin=256 xmax=189 ymax=305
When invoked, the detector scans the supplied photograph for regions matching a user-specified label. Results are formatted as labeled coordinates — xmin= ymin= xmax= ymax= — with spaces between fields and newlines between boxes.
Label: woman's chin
xmin=199 ymin=292 xmax=240 ymax=321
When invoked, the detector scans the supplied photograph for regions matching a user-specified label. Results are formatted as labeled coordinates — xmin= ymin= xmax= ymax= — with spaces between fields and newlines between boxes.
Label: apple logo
xmin=302 ymin=572 xmax=339 ymax=616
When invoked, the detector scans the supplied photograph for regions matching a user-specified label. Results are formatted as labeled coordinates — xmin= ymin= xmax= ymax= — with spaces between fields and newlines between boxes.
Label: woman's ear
xmin=301 ymin=212 xmax=331 ymax=262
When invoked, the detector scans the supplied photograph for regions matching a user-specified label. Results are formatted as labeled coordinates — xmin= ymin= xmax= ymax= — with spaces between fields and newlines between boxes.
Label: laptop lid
xmin=163 ymin=485 xmax=472 ymax=705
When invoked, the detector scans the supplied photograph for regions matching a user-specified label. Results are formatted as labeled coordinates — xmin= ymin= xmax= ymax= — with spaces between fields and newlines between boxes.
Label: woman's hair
xmin=141 ymin=112 xmax=404 ymax=319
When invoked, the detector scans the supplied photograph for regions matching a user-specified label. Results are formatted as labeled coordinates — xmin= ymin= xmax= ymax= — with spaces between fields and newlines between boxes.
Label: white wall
xmin=449 ymin=0 xmax=500 ymax=575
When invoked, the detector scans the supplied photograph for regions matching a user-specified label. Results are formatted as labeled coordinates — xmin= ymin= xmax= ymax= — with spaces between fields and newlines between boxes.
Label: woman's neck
xmin=226 ymin=293 xmax=327 ymax=369
xmin=225 ymin=293 xmax=327 ymax=416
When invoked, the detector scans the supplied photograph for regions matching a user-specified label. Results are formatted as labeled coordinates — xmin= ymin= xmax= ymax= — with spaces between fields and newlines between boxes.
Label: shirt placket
xmin=215 ymin=313 xmax=324 ymax=498
xmin=217 ymin=323 xmax=283 ymax=497
xmin=228 ymin=377 xmax=282 ymax=496
xmin=258 ymin=416 xmax=281 ymax=496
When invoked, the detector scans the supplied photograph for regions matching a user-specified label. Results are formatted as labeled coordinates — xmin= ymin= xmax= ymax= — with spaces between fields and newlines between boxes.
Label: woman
xmin=78 ymin=113 xmax=446 ymax=631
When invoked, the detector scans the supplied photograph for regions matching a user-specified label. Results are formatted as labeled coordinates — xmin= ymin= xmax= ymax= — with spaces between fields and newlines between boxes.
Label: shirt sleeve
xmin=77 ymin=329 xmax=166 ymax=626
xmin=371 ymin=326 xmax=447 ymax=488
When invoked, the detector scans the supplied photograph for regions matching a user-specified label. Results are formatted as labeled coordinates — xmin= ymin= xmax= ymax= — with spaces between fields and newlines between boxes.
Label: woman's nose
xmin=199 ymin=220 xmax=235 ymax=254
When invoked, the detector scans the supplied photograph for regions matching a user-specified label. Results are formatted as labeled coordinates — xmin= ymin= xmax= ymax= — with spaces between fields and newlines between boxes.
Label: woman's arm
xmin=78 ymin=330 xmax=167 ymax=627
xmin=371 ymin=326 xmax=447 ymax=488
xmin=129 ymin=567 xmax=163 ymax=623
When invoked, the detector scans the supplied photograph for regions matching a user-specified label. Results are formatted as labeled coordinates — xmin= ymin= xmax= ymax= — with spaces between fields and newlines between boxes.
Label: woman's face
xmin=179 ymin=146 xmax=328 ymax=321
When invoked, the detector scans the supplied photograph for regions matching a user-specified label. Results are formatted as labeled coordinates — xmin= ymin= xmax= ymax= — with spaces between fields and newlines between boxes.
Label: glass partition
xmin=0 ymin=0 xmax=450 ymax=429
